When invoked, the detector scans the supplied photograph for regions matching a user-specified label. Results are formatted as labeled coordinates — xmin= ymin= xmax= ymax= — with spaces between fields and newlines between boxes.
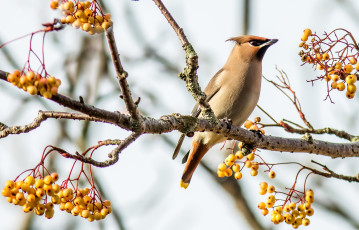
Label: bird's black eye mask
xmin=248 ymin=39 xmax=269 ymax=47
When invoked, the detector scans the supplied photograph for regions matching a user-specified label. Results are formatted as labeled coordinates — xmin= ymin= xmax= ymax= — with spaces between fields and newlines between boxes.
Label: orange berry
xmin=244 ymin=120 xmax=253 ymax=129
xmin=50 ymin=0 xmax=58 ymax=9
xmin=344 ymin=64 xmax=353 ymax=74
xmin=330 ymin=81 xmax=338 ymax=89
xmin=51 ymin=172 xmax=59 ymax=182
xmin=350 ymin=57 xmax=357 ymax=65
xmin=262 ymin=208 xmax=269 ymax=216
xmin=217 ymin=170 xmax=225 ymax=178
xmin=346 ymin=91 xmax=355 ymax=99
xmin=303 ymin=28 xmax=312 ymax=37
xmin=331 ymin=74 xmax=339 ymax=82
xmin=258 ymin=202 xmax=266 ymax=209
xmin=102 ymin=21 xmax=111 ymax=30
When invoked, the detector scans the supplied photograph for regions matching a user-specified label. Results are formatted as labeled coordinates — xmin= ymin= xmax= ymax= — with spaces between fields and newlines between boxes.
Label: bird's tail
xmin=180 ymin=141 xmax=209 ymax=189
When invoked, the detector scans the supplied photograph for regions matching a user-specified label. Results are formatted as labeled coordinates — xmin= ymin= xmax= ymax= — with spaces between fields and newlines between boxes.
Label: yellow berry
xmin=259 ymin=182 xmax=268 ymax=190
xmin=262 ymin=208 xmax=269 ymax=216
xmin=27 ymin=194 xmax=36 ymax=203
xmin=267 ymin=195 xmax=276 ymax=203
xmin=259 ymin=189 xmax=267 ymax=195
xmin=301 ymin=35 xmax=308 ymax=42
xmin=2 ymin=188 xmax=11 ymax=197
xmin=25 ymin=176 xmax=35 ymax=186
xmin=284 ymin=205 xmax=291 ymax=213
xmin=225 ymin=168 xmax=233 ymax=177
xmin=45 ymin=208 xmax=54 ymax=219
xmin=246 ymin=153 xmax=255 ymax=161
xmin=346 ymin=74 xmax=357 ymax=84
xmin=5 ymin=180 xmax=15 ymax=189
xmin=250 ymin=169 xmax=258 ymax=176
xmin=235 ymin=151 xmax=244 ymax=159
xmin=245 ymin=161 xmax=252 ymax=168
xmin=23 ymin=203 xmax=35 ymax=213
xmin=268 ymin=171 xmax=276 ymax=178
xmin=36 ymin=188 xmax=45 ymax=198
xmin=334 ymin=62 xmax=342 ymax=70
xmin=332 ymin=74 xmax=339 ymax=81
xmin=217 ymin=170 xmax=225 ymax=178
xmin=322 ymin=53 xmax=329 ymax=60
xmin=294 ymin=218 xmax=302 ymax=226
xmin=82 ymin=23 xmax=92 ymax=32
xmin=355 ymin=62 xmax=359 ymax=71
xmin=234 ymin=172 xmax=242 ymax=180
xmin=232 ymin=164 xmax=240 ymax=172
xmin=102 ymin=21 xmax=111 ymax=30
xmin=218 ymin=163 xmax=226 ymax=171
xmin=337 ymin=82 xmax=345 ymax=91
xmin=306 ymin=208 xmax=314 ymax=216
xmin=257 ymin=202 xmax=266 ymax=209
xmin=82 ymin=209 xmax=91 ymax=218
xmin=302 ymin=218 xmax=310 ymax=226
xmin=289 ymin=202 xmax=296 ymax=210
xmin=266 ymin=200 xmax=274 ymax=208
xmin=347 ymin=84 xmax=356 ymax=93
xmin=317 ymin=64 xmax=324 ymax=70
xmin=34 ymin=179 xmax=44 ymax=189
xmin=267 ymin=185 xmax=275 ymax=193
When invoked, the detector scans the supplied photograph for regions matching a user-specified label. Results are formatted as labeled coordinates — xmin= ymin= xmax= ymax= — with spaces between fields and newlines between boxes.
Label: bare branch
xmin=59 ymin=132 xmax=141 ymax=167
xmin=105 ymin=29 xmax=142 ymax=124
xmin=153 ymin=0 xmax=216 ymax=122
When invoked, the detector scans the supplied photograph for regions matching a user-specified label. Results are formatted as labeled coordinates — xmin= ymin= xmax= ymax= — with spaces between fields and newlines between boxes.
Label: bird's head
xmin=227 ymin=35 xmax=278 ymax=61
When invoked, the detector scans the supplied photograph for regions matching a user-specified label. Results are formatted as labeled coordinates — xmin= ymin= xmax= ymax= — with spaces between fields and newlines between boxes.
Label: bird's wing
xmin=172 ymin=68 xmax=224 ymax=161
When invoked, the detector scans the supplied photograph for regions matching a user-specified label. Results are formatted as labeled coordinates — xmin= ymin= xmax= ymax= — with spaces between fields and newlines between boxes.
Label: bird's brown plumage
xmin=174 ymin=35 xmax=278 ymax=188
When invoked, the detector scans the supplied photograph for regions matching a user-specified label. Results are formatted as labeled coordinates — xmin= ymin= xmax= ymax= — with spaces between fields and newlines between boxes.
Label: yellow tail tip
xmin=180 ymin=179 xmax=189 ymax=189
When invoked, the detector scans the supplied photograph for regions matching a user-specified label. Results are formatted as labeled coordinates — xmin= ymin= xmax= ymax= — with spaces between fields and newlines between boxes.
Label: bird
xmin=173 ymin=35 xmax=278 ymax=189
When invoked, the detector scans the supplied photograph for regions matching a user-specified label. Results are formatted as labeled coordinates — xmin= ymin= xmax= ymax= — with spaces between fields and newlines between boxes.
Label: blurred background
xmin=1 ymin=0 xmax=359 ymax=229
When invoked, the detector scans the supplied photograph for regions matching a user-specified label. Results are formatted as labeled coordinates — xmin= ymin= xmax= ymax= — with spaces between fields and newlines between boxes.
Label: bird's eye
xmin=249 ymin=40 xmax=262 ymax=47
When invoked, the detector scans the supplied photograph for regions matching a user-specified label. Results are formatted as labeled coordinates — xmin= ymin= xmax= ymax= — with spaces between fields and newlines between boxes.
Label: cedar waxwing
xmin=173 ymin=35 xmax=278 ymax=189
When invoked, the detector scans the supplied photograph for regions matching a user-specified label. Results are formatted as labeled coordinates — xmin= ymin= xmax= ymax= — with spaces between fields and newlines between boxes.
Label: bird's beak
xmin=260 ymin=39 xmax=278 ymax=48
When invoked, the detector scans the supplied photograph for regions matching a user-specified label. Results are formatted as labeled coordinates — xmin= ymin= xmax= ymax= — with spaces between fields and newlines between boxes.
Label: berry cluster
xmin=2 ymin=174 xmax=61 ymax=219
xmin=257 ymin=185 xmax=315 ymax=229
xmin=298 ymin=28 xmax=359 ymax=99
xmin=50 ymin=0 xmax=113 ymax=35
xmin=6 ymin=70 xmax=61 ymax=99
xmin=2 ymin=173 xmax=112 ymax=221
xmin=216 ymin=117 xmax=273 ymax=180
xmin=58 ymin=187 xmax=112 ymax=222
